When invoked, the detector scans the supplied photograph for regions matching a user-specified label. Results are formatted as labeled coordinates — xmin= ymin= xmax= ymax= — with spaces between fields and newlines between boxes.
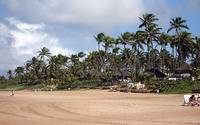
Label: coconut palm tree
xmin=95 ymin=33 xmax=105 ymax=51
xmin=15 ymin=66 xmax=25 ymax=83
xmin=7 ymin=70 xmax=13 ymax=80
xmin=102 ymin=36 xmax=114 ymax=53
xmin=158 ymin=33 xmax=171 ymax=72
xmin=37 ymin=47 xmax=51 ymax=62
xmin=118 ymin=32 xmax=133 ymax=49
xmin=133 ymin=31 xmax=145 ymax=81
xmin=139 ymin=13 xmax=161 ymax=69
xmin=176 ymin=31 xmax=193 ymax=65
xmin=191 ymin=37 xmax=200 ymax=68
xmin=167 ymin=17 xmax=189 ymax=70
xmin=26 ymin=57 xmax=42 ymax=80
xmin=167 ymin=17 xmax=189 ymax=34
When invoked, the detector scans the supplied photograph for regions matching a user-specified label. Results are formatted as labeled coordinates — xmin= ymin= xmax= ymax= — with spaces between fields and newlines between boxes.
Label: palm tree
xmin=191 ymin=37 xmax=200 ymax=68
xmin=133 ymin=31 xmax=145 ymax=81
xmin=95 ymin=33 xmax=105 ymax=51
xmin=176 ymin=31 xmax=193 ymax=65
xmin=77 ymin=52 xmax=86 ymax=59
xmin=167 ymin=17 xmax=189 ymax=35
xmin=159 ymin=33 xmax=171 ymax=72
xmin=116 ymin=32 xmax=133 ymax=80
xmin=118 ymin=32 xmax=133 ymax=49
xmin=70 ymin=54 xmax=79 ymax=65
xmin=37 ymin=47 xmax=51 ymax=81
xmin=15 ymin=66 xmax=25 ymax=83
xmin=7 ymin=70 xmax=13 ymax=80
xmin=121 ymin=48 xmax=132 ymax=80
xmin=26 ymin=57 xmax=42 ymax=80
xmin=37 ymin=47 xmax=51 ymax=62
xmin=139 ymin=13 xmax=161 ymax=69
xmin=102 ymin=36 xmax=114 ymax=53
xmin=167 ymin=17 xmax=189 ymax=70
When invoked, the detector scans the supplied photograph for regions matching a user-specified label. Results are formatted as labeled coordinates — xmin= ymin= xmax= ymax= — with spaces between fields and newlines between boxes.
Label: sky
xmin=0 ymin=0 xmax=200 ymax=75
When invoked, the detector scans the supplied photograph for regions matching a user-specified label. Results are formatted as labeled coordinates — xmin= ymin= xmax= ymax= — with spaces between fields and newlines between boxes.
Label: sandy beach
xmin=0 ymin=90 xmax=199 ymax=125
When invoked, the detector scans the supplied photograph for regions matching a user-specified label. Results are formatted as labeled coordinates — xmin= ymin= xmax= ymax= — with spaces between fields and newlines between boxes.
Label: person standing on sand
xmin=11 ymin=89 xmax=14 ymax=96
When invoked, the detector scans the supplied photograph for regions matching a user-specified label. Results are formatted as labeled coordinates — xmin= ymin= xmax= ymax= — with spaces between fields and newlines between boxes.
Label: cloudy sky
xmin=0 ymin=0 xmax=200 ymax=75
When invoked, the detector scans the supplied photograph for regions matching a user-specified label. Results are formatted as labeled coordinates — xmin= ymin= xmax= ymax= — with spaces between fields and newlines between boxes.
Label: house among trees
xmin=174 ymin=64 xmax=192 ymax=77
xmin=169 ymin=64 xmax=192 ymax=80
xmin=145 ymin=68 xmax=166 ymax=79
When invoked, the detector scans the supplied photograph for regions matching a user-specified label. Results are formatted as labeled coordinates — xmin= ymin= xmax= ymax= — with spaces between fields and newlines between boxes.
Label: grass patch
xmin=158 ymin=80 xmax=200 ymax=94
xmin=0 ymin=83 xmax=26 ymax=91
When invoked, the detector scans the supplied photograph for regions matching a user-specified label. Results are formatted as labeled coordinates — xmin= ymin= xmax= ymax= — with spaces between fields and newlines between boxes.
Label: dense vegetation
xmin=1 ymin=13 xmax=200 ymax=93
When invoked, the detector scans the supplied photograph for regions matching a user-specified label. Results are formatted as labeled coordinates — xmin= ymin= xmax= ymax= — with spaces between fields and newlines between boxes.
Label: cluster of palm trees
xmin=2 ymin=13 xmax=200 ymax=86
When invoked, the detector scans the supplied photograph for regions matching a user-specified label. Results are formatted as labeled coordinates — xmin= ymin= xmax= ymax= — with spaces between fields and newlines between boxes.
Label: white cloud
xmin=0 ymin=18 xmax=73 ymax=71
xmin=0 ymin=0 xmax=192 ymax=74
xmin=3 ymin=0 xmax=145 ymax=29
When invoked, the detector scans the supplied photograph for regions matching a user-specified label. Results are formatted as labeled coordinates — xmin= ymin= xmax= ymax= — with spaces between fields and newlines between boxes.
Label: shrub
xmin=157 ymin=79 xmax=200 ymax=94
xmin=56 ymin=79 xmax=101 ymax=90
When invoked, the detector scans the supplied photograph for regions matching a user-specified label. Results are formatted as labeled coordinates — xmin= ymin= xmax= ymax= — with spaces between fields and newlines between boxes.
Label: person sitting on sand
xmin=188 ymin=95 xmax=196 ymax=106
xmin=196 ymin=95 xmax=200 ymax=106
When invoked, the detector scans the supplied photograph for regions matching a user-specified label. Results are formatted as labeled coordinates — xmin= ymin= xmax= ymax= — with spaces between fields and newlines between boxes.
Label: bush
xmin=0 ymin=83 xmax=26 ymax=91
xmin=56 ymin=79 xmax=101 ymax=90
xmin=157 ymin=79 xmax=200 ymax=94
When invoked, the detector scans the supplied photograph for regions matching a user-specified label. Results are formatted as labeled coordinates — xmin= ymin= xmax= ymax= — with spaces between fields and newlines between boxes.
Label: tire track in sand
xmin=0 ymin=111 xmax=28 ymax=118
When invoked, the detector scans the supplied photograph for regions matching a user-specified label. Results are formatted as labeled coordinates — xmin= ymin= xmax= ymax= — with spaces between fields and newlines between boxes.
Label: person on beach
xmin=188 ymin=95 xmax=196 ymax=106
xmin=196 ymin=95 xmax=200 ymax=106
xmin=11 ymin=89 xmax=14 ymax=96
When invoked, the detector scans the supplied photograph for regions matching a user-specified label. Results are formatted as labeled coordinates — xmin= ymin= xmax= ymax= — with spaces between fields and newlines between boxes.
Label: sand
xmin=0 ymin=90 xmax=200 ymax=125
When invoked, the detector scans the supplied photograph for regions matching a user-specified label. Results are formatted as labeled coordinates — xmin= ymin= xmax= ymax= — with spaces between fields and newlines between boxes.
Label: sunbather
xmin=196 ymin=96 xmax=200 ymax=106
xmin=188 ymin=95 xmax=196 ymax=106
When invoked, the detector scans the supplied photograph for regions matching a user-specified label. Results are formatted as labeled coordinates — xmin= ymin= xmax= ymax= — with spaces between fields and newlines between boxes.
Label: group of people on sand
xmin=185 ymin=94 xmax=200 ymax=106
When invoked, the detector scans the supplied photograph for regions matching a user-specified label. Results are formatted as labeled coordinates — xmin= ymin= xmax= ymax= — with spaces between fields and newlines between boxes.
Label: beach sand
xmin=0 ymin=90 xmax=199 ymax=125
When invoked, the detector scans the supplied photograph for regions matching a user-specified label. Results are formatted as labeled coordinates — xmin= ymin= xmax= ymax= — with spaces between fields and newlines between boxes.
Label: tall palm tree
xmin=167 ymin=17 xmax=189 ymax=35
xmin=15 ymin=66 xmax=25 ymax=83
xmin=139 ymin=13 xmax=161 ymax=69
xmin=191 ymin=37 xmax=200 ymax=68
xmin=118 ymin=32 xmax=133 ymax=49
xmin=7 ymin=70 xmax=13 ymax=80
xmin=37 ymin=47 xmax=51 ymax=62
xmin=26 ymin=57 xmax=42 ymax=79
xmin=133 ymin=31 xmax=145 ymax=81
xmin=95 ymin=33 xmax=105 ymax=51
xmin=117 ymin=32 xmax=133 ymax=80
xmin=37 ymin=47 xmax=51 ymax=81
xmin=167 ymin=17 xmax=189 ymax=70
xmin=159 ymin=33 xmax=171 ymax=72
xmin=176 ymin=31 xmax=193 ymax=64
xmin=102 ymin=36 xmax=114 ymax=53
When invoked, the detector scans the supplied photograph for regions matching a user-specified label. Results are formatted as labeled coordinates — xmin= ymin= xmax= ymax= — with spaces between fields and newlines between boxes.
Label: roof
xmin=175 ymin=63 xmax=192 ymax=74
xmin=145 ymin=68 xmax=166 ymax=78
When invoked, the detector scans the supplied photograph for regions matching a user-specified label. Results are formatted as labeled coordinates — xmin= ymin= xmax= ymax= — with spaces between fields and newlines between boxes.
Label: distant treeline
xmin=1 ymin=13 xmax=200 ymax=91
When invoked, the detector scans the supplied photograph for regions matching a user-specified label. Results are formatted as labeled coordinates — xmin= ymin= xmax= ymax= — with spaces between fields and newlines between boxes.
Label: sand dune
xmin=0 ymin=90 xmax=199 ymax=125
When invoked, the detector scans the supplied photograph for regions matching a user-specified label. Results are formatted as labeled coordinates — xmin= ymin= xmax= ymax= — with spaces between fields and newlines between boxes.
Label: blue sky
xmin=0 ymin=0 xmax=200 ymax=75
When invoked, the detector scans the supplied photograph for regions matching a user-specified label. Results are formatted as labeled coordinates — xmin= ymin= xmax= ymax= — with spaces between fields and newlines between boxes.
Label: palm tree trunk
xmin=98 ymin=43 xmax=100 ymax=51
xmin=147 ymin=40 xmax=151 ymax=69
xmin=160 ymin=44 xmax=164 ymax=72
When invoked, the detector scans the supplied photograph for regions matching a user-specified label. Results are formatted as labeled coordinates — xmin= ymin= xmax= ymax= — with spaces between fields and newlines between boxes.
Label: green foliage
xmin=57 ymin=79 xmax=101 ymax=90
xmin=1 ymin=13 xmax=200 ymax=92
xmin=158 ymin=80 xmax=200 ymax=94
xmin=0 ymin=83 xmax=25 ymax=91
